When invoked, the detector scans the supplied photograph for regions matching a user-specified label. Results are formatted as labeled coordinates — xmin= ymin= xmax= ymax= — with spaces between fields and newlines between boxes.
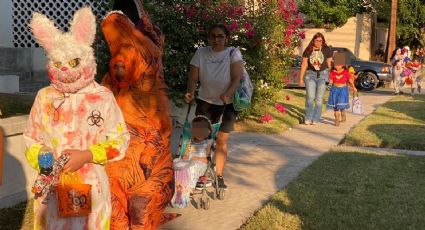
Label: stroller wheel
xmin=196 ymin=198 xmax=202 ymax=209
xmin=202 ymin=197 xmax=210 ymax=210
xmin=218 ymin=188 xmax=225 ymax=200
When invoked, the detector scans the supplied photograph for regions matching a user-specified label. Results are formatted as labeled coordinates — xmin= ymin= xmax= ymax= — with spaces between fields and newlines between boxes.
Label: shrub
xmin=144 ymin=0 xmax=303 ymax=117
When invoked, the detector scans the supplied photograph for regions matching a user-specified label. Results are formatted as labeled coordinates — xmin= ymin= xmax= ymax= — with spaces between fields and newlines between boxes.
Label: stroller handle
xmin=184 ymin=102 xmax=192 ymax=122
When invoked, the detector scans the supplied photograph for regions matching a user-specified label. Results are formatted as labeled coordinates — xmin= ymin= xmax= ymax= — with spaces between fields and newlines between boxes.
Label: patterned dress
xmin=24 ymin=82 xmax=130 ymax=230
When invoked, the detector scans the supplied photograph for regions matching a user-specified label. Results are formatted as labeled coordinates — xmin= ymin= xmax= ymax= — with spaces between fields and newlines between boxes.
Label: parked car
xmin=286 ymin=47 xmax=392 ymax=91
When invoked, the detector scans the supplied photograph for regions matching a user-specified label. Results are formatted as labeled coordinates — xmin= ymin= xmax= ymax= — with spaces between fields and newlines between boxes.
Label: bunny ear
xmin=70 ymin=7 xmax=96 ymax=45
xmin=29 ymin=12 xmax=60 ymax=51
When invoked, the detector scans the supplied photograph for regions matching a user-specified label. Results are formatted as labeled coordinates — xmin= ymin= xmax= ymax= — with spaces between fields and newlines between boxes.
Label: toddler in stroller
xmin=171 ymin=110 xmax=225 ymax=209
xmin=182 ymin=115 xmax=214 ymax=190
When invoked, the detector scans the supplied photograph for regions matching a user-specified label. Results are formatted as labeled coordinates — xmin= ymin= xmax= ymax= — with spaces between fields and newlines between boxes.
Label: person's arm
xmin=88 ymin=95 xmax=130 ymax=162
xmin=185 ymin=65 xmax=199 ymax=103
xmin=23 ymin=91 xmax=45 ymax=171
xmin=327 ymin=57 xmax=333 ymax=69
xmin=299 ymin=57 xmax=308 ymax=86
xmin=348 ymin=72 xmax=357 ymax=92
xmin=221 ymin=60 xmax=243 ymax=103
xmin=326 ymin=71 xmax=334 ymax=90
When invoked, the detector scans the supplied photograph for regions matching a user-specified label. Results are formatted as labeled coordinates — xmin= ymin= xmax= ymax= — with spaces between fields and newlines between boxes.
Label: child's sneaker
xmin=195 ymin=176 xmax=212 ymax=190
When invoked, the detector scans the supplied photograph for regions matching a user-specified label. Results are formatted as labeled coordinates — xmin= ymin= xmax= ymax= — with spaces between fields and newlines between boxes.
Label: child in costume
xmin=409 ymin=57 xmax=422 ymax=95
xmin=101 ymin=10 xmax=174 ymax=229
xmin=327 ymin=53 xmax=357 ymax=126
xmin=24 ymin=7 xmax=129 ymax=229
xmin=183 ymin=116 xmax=214 ymax=190
xmin=171 ymin=116 xmax=213 ymax=208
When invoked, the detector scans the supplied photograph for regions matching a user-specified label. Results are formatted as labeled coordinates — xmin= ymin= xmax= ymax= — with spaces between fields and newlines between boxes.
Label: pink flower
xmin=282 ymin=11 xmax=291 ymax=21
xmin=229 ymin=21 xmax=238 ymax=31
xmin=274 ymin=103 xmax=286 ymax=113
xmin=285 ymin=95 xmax=291 ymax=101
xmin=244 ymin=22 xmax=253 ymax=30
xmin=234 ymin=6 xmax=245 ymax=16
xmin=283 ymin=77 xmax=291 ymax=84
xmin=288 ymin=0 xmax=297 ymax=12
xmin=245 ymin=30 xmax=256 ymax=38
xmin=295 ymin=17 xmax=304 ymax=26
xmin=260 ymin=113 xmax=273 ymax=123
xmin=285 ymin=29 xmax=294 ymax=38
xmin=298 ymin=30 xmax=306 ymax=39
xmin=187 ymin=7 xmax=197 ymax=18
xmin=284 ymin=37 xmax=291 ymax=46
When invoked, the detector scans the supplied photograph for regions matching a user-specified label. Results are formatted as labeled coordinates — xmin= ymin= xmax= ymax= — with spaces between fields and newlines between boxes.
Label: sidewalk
xmin=160 ymin=90 xmax=394 ymax=230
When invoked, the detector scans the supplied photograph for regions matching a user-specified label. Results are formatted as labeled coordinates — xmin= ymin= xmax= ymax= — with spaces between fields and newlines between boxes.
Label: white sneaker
xmin=311 ymin=121 xmax=318 ymax=125
xmin=303 ymin=120 xmax=312 ymax=125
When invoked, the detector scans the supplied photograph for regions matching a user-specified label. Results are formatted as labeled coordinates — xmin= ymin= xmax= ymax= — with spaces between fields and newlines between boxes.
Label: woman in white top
xmin=184 ymin=24 xmax=244 ymax=190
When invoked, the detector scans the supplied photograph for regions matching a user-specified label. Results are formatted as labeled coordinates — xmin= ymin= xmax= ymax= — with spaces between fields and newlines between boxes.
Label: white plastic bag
xmin=352 ymin=93 xmax=364 ymax=115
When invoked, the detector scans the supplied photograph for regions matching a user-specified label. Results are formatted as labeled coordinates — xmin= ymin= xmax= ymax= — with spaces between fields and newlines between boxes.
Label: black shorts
xmin=195 ymin=99 xmax=237 ymax=133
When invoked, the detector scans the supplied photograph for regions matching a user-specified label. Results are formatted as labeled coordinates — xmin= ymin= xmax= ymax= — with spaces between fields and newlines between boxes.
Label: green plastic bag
xmin=233 ymin=68 xmax=253 ymax=111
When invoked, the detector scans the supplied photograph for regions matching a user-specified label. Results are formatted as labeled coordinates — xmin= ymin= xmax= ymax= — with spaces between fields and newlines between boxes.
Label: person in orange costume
xmin=101 ymin=9 xmax=174 ymax=230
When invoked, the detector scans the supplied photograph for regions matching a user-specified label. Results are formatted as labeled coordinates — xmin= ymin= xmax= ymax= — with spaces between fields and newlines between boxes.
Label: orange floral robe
xmin=101 ymin=10 xmax=174 ymax=230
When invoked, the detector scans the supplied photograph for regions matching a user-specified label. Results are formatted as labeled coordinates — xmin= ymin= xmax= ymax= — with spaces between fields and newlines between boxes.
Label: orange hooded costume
xmin=101 ymin=9 xmax=174 ymax=230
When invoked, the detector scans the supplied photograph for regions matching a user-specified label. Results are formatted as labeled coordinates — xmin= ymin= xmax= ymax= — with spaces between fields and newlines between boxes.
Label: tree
xmin=387 ymin=0 xmax=397 ymax=63
xmin=397 ymin=0 xmax=425 ymax=45
xmin=363 ymin=0 xmax=425 ymax=47
xmin=297 ymin=0 xmax=365 ymax=28
xmin=300 ymin=0 xmax=425 ymax=47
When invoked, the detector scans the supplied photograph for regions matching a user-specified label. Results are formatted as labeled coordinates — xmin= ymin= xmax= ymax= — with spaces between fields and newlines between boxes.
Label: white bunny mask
xmin=29 ymin=7 xmax=97 ymax=93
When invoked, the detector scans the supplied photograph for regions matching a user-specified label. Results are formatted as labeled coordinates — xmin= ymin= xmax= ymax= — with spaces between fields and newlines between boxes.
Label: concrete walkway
xmin=160 ymin=90 xmax=394 ymax=230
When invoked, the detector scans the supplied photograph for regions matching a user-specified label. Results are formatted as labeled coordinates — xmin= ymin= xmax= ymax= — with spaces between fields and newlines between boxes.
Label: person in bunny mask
xmin=101 ymin=9 xmax=174 ymax=230
xmin=23 ymin=7 xmax=130 ymax=229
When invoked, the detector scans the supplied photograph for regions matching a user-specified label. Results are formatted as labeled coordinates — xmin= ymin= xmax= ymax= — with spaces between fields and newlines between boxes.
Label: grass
xmin=0 ymin=93 xmax=35 ymax=118
xmin=342 ymin=94 xmax=425 ymax=150
xmin=240 ymin=150 xmax=425 ymax=230
xmin=0 ymin=200 xmax=33 ymax=229
xmin=235 ymin=89 xmax=329 ymax=134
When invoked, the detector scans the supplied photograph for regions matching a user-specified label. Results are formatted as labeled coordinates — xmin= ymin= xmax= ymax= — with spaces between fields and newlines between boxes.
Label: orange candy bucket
xmin=56 ymin=173 xmax=92 ymax=217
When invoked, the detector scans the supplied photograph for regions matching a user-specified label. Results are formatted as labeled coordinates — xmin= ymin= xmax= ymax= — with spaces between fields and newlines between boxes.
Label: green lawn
xmin=241 ymin=150 xmax=425 ymax=230
xmin=0 ymin=200 xmax=33 ymax=229
xmin=0 ymin=93 xmax=35 ymax=118
xmin=236 ymin=89 xmax=329 ymax=134
xmin=342 ymin=95 xmax=425 ymax=150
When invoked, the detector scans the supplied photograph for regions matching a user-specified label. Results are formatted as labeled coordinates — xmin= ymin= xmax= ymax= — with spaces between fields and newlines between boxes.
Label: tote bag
xmin=230 ymin=48 xmax=253 ymax=111
xmin=352 ymin=93 xmax=364 ymax=115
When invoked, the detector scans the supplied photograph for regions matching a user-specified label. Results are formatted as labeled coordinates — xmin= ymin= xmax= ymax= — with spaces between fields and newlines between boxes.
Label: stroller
xmin=171 ymin=102 xmax=226 ymax=210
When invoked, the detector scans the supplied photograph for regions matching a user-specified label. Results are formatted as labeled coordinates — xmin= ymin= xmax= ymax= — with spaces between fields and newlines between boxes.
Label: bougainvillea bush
xmin=143 ymin=0 xmax=303 ymax=117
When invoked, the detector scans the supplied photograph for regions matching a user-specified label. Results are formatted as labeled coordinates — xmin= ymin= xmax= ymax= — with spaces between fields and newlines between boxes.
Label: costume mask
xmin=30 ymin=7 xmax=97 ymax=93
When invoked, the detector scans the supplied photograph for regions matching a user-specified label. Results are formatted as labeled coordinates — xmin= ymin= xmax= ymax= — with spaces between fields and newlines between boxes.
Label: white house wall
xmin=297 ymin=14 xmax=372 ymax=61
xmin=0 ymin=0 xmax=13 ymax=47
